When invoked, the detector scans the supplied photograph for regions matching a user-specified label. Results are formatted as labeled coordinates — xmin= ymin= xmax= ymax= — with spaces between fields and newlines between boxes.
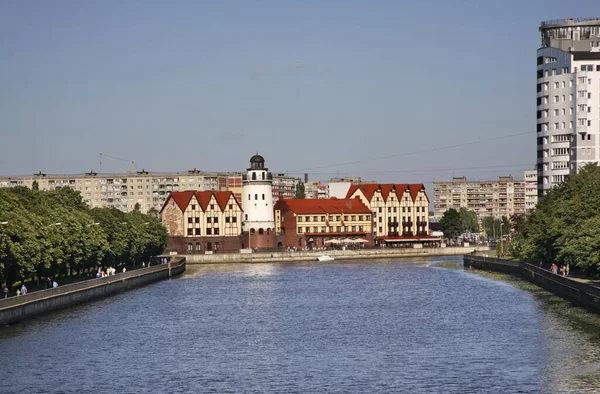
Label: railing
xmin=0 ymin=258 xmax=186 ymax=309
xmin=541 ymin=18 xmax=600 ymax=27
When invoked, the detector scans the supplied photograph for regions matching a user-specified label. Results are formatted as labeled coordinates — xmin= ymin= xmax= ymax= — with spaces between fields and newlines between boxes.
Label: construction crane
xmin=99 ymin=153 xmax=136 ymax=174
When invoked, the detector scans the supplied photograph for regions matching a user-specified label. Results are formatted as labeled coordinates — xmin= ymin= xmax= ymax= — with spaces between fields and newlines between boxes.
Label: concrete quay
xmin=463 ymin=255 xmax=600 ymax=314
xmin=181 ymin=246 xmax=492 ymax=264
xmin=0 ymin=258 xmax=186 ymax=326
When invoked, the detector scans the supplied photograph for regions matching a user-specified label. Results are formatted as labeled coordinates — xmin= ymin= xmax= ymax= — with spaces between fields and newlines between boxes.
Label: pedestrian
xmin=20 ymin=284 xmax=27 ymax=295
xmin=122 ymin=267 xmax=126 ymax=273
xmin=46 ymin=277 xmax=52 ymax=289
xmin=566 ymin=264 xmax=570 ymax=276
xmin=2 ymin=283 xmax=8 ymax=298
xmin=52 ymin=280 xmax=58 ymax=288
xmin=16 ymin=289 xmax=21 ymax=296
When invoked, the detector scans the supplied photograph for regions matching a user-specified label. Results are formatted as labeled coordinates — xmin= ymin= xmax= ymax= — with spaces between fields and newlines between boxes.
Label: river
xmin=2 ymin=256 xmax=600 ymax=393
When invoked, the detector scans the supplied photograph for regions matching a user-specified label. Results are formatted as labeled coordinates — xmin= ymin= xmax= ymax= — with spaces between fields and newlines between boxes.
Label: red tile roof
xmin=277 ymin=197 xmax=371 ymax=215
xmin=346 ymin=183 xmax=426 ymax=203
xmin=160 ymin=191 xmax=241 ymax=213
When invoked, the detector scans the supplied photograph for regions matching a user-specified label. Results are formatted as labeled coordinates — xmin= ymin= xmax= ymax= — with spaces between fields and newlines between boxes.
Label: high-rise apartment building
xmin=524 ymin=169 xmax=538 ymax=211
xmin=537 ymin=18 xmax=600 ymax=195
xmin=433 ymin=176 xmax=525 ymax=220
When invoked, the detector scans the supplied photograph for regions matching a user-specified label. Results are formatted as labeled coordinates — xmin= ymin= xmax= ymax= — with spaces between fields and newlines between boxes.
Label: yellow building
xmin=346 ymin=184 xmax=430 ymax=242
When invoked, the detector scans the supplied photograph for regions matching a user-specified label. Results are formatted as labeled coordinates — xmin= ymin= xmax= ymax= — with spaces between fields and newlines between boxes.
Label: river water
xmin=2 ymin=256 xmax=600 ymax=393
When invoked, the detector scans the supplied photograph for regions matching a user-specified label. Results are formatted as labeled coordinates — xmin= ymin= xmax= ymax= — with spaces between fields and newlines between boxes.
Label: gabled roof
xmin=277 ymin=197 xmax=371 ymax=215
xmin=160 ymin=190 xmax=242 ymax=213
xmin=346 ymin=183 xmax=427 ymax=203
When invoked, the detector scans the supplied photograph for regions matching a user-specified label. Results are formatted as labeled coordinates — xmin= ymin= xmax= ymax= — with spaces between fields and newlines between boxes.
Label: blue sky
xmin=1 ymin=0 xmax=599 ymax=187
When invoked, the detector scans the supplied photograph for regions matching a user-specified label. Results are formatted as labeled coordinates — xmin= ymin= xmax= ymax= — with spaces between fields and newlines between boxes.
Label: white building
xmin=537 ymin=18 xmax=600 ymax=195
xmin=242 ymin=154 xmax=275 ymax=233
xmin=524 ymin=169 xmax=538 ymax=211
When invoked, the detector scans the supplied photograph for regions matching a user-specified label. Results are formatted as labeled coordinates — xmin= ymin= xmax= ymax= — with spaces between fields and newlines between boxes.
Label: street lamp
xmin=500 ymin=222 xmax=504 ymax=258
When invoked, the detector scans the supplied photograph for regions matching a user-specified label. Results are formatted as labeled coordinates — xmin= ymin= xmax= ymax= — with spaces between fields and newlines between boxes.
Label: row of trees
xmin=509 ymin=163 xmax=600 ymax=273
xmin=440 ymin=207 xmax=511 ymax=243
xmin=0 ymin=187 xmax=168 ymax=285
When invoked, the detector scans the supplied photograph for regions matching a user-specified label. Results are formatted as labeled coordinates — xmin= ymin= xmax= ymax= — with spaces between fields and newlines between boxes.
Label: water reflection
xmin=1 ymin=258 xmax=600 ymax=393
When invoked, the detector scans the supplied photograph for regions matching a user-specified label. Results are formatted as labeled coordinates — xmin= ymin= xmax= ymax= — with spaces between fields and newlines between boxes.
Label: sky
xmin=1 ymin=0 xmax=599 ymax=189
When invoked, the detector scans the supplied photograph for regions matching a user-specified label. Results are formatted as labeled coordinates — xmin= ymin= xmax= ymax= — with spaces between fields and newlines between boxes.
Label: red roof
xmin=346 ymin=183 xmax=426 ymax=203
xmin=277 ymin=198 xmax=371 ymax=215
xmin=160 ymin=191 xmax=241 ymax=213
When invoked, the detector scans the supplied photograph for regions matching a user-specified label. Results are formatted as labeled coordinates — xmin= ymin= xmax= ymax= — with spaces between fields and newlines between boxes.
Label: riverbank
xmin=463 ymin=255 xmax=600 ymax=314
xmin=179 ymin=246 xmax=492 ymax=264
xmin=0 ymin=258 xmax=186 ymax=326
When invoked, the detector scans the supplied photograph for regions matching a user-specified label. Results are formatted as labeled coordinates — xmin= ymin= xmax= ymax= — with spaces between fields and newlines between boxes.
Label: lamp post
xmin=500 ymin=222 xmax=504 ymax=258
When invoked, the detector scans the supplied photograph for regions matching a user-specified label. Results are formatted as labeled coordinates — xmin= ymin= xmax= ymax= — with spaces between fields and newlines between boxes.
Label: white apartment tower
xmin=537 ymin=18 xmax=600 ymax=196
xmin=242 ymin=154 xmax=275 ymax=233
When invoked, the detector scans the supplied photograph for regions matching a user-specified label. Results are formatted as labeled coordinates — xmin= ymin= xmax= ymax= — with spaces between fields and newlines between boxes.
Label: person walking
xmin=2 ymin=282 xmax=8 ymax=298
xmin=52 ymin=280 xmax=58 ymax=288
xmin=20 ymin=284 xmax=27 ymax=295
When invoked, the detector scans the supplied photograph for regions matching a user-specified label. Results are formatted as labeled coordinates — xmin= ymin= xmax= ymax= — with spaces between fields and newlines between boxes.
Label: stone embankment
xmin=0 ymin=258 xmax=186 ymax=326
xmin=182 ymin=246 xmax=492 ymax=264
xmin=463 ymin=255 xmax=600 ymax=313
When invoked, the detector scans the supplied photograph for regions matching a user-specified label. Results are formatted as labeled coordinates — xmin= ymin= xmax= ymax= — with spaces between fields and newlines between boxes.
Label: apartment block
xmin=524 ymin=170 xmax=538 ymax=211
xmin=536 ymin=18 xmax=600 ymax=195
xmin=0 ymin=170 xmax=243 ymax=214
xmin=433 ymin=176 xmax=526 ymax=220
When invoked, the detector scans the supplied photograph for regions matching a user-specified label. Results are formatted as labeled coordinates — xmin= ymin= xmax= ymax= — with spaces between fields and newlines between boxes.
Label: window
xmin=196 ymin=243 xmax=201 ymax=251
xmin=188 ymin=217 xmax=193 ymax=223
xmin=378 ymin=207 xmax=382 ymax=213
xmin=229 ymin=204 xmax=233 ymax=209
xmin=321 ymin=216 xmax=325 ymax=221
xmin=232 ymin=217 xmax=237 ymax=223
xmin=554 ymin=82 xmax=560 ymax=89
xmin=195 ymin=228 xmax=201 ymax=235
xmin=359 ymin=225 xmax=363 ymax=232
xmin=336 ymin=226 xmax=341 ymax=232
xmin=187 ymin=228 xmax=193 ymax=235
xmin=255 ymin=194 xmax=258 ymax=200
xmin=351 ymin=216 xmax=356 ymax=221
xmin=344 ymin=216 xmax=348 ymax=221
xmin=578 ymin=118 xmax=587 ymax=126
xmin=313 ymin=216 xmax=318 ymax=222
xmin=248 ymin=194 xmax=250 ymax=200
xmin=554 ymin=95 xmax=559 ymax=103
xmin=187 ymin=243 xmax=193 ymax=251
xmin=306 ymin=216 xmax=311 ymax=222
xmin=214 ymin=217 xmax=218 ymax=223
xmin=207 ymin=217 xmax=212 ymax=223
xmin=195 ymin=217 xmax=200 ymax=223
xmin=226 ymin=217 xmax=230 ymax=223
xmin=191 ymin=204 xmax=196 ymax=210
xmin=351 ymin=226 xmax=356 ymax=232
xmin=578 ymin=104 xmax=587 ymax=112
xmin=206 ymin=228 xmax=212 ymax=235
xmin=214 ymin=228 xmax=219 ymax=235
xmin=262 ymin=194 xmax=265 ymax=200
xmin=210 ymin=204 xmax=214 ymax=210
xmin=298 ymin=227 xmax=302 ymax=233
xmin=321 ymin=226 xmax=326 ymax=232
xmin=298 ymin=217 xmax=303 ymax=222
xmin=359 ymin=215 xmax=363 ymax=221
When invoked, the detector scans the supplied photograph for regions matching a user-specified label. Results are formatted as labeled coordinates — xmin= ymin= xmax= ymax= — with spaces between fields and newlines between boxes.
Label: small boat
xmin=317 ymin=255 xmax=335 ymax=262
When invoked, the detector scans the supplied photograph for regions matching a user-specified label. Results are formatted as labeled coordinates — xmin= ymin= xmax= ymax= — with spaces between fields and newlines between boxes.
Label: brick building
xmin=274 ymin=197 xmax=373 ymax=250
xmin=160 ymin=190 xmax=243 ymax=254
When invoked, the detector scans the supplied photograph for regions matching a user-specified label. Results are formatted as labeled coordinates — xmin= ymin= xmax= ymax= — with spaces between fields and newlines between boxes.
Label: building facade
xmin=274 ymin=197 xmax=373 ymax=249
xmin=271 ymin=173 xmax=301 ymax=201
xmin=537 ymin=18 xmax=600 ymax=196
xmin=524 ymin=169 xmax=538 ymax=211
xmin=346 ymin=184 xmax=429 ymax=244
xmin=160 ymin=190 xmax=243 ymax=254
xmin=0 ymin=170 xmax=243 ymax=214
xmin=433 ymin=176 xmax=526 ymax=220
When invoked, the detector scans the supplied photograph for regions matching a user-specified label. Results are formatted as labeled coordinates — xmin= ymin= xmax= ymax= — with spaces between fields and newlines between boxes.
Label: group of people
xmin=550 ymin=263 xmax=569 ymax=276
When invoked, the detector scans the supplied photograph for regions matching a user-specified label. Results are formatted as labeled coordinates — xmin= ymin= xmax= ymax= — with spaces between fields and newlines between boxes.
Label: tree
xmin=440 ymin=209 xmax=462 ymax=241
xmin=294 ymin=181 xmax=306 ymax=199
xmin=458 ymin=208 xmax=479 ymax=233
xmin=509 ymin=163 xmax=600 ymax=272
xmin=32 ymin=180 xmax=39 ymax=191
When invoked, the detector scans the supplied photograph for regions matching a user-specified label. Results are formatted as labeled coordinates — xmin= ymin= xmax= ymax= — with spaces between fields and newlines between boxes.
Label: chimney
xmin=304 ymin=173 xmax=308 ymax=183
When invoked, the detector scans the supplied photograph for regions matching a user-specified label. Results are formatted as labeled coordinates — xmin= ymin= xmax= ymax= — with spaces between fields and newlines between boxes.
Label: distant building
xmin=536 ymin=18 xmax=600 ymax=196
xmin=346 ymin=184 xmax=430 ymax=245
xmin=275 ymin=197 xmax=373 ymax=249
xmin=305 ymin=181 xmax=329 ymax=199
xmin=524 ymin=169 xmax=538 ymax=211
xmin=433 ymin=176 xmax=526 ymax=220
xmin=272 ymin=173 xmax=301 ymax=201
xmin=160 ymin=191 xmax=243 ymax=254
xmin=0 ymin=170 xmax=243 ymax=214
xmin=328 ymin=177 xmax=378 ymax=199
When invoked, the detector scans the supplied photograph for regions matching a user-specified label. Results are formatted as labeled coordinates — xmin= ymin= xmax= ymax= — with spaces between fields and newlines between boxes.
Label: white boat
xmin=317 ymin=255 xmax=335 ymax=262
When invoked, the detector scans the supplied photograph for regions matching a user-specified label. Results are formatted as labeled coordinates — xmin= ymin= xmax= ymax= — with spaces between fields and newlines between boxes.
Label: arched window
xmin=252 ymin=172 xmax=256 ymax=180
xmin=245 ymin=214 xmax=248 ymax=220
xmin=248 ymin=194 xmax=250 ymax=200
xmin=250 ymin=228 xmax=255 ymax=234
xmin=261 ymin=173 xmax=264 ymax=180
xmin=259 ymin=228 xmax=264 ymax=235
xmin=262 ymin=194 xmax=265 ymax=200
xmin=255 ymin=194 xmax=258 ymax=200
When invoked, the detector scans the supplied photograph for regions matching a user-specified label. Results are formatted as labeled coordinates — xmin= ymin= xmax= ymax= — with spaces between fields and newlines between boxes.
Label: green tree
xmin=32 ymin=180 xmax=39 ymax=191
xmin=458 ymin=207 xmax=479 ymax=233
xmin=440 ymin=209 xmax=462 ymax=241
xmin=294 ymin=181 xmax=306 ymax=199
